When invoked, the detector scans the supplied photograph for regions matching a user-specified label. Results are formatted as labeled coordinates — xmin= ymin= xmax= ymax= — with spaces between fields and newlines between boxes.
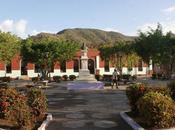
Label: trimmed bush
xmin=137 ymin=92 xmax=175 ymax=128
xmin=53 ymin=76 xmax=61 ymax=82
xmin=31 ymin=77 xmax=39 ymax=83
xmin=126 ymin=84 xmax=171 ymax=114
xmin=69 ymin=75 xmax=76 ymax=81
xmin=168 ymin=80 xmax=175 ymax=100
xmin=126 ymin=83 xmax=146 ymax=114
xmin=152 ymin=73 xmax=157 ymax=79
xmin=62 ymin=75 xmax=68 ymax=81
xmin=132 ymin=75 xmax=137 ymax=81
xmin=95 ymin=74 xmax=102 ymax=81
xmin=122 ymin=74 xmax=131 ymax=81
xmin=1 ymin=77 xmax=11 ymax=82
xmin=147 ymin=87 xmax=171 ymax=97
xmin=0 ymin=88 xmax=32 ymax=129
xmin=27 ymin=88 xmax=47 ymax=122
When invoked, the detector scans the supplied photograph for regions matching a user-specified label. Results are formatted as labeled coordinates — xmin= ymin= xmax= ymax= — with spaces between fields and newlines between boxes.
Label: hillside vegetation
xmin=31 ymin=28 xmax=136 ymax=48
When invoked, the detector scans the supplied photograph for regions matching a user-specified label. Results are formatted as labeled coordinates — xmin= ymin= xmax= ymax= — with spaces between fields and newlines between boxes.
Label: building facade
xmin=0 ymin=49 xmax=152 ymax=78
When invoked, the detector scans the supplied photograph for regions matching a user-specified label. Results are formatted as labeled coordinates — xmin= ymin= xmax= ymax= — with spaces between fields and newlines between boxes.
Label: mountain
xmin=31 ymin=28 xmax=136 ymax=48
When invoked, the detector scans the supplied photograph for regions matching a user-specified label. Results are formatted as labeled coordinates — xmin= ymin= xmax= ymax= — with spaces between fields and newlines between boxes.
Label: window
xmin=35 ymin=64 xmax=40 ymax=73
xmin=74 ymin=59 xmax=79 ymax=72
xmin=104 ymin=59 xmax=110 ymax=72
xmin=138 ymin=59 xmax=143 ymax=71
xmin=6 ymin=62 xmax=12 ymax=73
xmin=60 ymin=61 xmax=66 ymax=72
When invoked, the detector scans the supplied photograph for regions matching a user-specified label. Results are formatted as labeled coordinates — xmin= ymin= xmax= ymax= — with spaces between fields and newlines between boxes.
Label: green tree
xmin=0 ymin=31 xmax=21 ymax=76
xmin=21 ymin=37 xmax=79 ymax=79
xmin=134 ymin=24 xmax=175 ymax=76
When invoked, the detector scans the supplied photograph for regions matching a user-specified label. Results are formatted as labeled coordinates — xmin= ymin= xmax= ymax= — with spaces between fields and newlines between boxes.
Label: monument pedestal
xmin=67 ymin=43 xmax=104 ymax=90
xmin=77 ymin=69 xmax=97 ymax=82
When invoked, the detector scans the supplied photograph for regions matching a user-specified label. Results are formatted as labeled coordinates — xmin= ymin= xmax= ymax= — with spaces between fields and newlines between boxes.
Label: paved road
xmin=45 ymin=83 xmax=132 ymax=130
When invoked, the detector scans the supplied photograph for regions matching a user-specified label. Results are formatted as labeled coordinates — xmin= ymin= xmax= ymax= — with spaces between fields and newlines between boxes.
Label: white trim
xmin=38 ymin=113 xmax=52 ymax=130
xmin=120 ymin=112 xmax=145 ymax=130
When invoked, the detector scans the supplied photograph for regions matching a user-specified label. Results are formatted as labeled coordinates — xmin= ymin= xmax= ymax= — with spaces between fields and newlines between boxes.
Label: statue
xmin=81 ymin=43 xmax=88 ymax=51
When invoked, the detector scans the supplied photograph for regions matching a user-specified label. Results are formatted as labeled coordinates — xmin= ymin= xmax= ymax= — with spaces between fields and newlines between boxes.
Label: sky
xmin=0 ymin=0 xmax=175 ymax=38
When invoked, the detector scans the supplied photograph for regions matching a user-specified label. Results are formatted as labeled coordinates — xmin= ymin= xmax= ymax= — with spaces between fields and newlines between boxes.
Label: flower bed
xmin=123 ymin=83 xmax=175 ymax=130
xmin=0 ymin=87 xmax=48 ymax=130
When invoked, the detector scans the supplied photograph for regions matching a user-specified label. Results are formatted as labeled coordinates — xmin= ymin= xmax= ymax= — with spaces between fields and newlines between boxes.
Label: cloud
xmin=0 ymin=20 xmax=14 ymax=32
xmin=30 ymin=29 xmax=56 ymax=36
xmin=162 ymin=6 xmax=175 ymax=13
xmin=0 ymin=19 xmax=27 ymax=38
xmin=103 ymin=28 xmax=119 ymax=32
xmin=15 ymin=19 xmax=27 ymax=37
xmin=135 ymin=20 xmax=175 ymax=34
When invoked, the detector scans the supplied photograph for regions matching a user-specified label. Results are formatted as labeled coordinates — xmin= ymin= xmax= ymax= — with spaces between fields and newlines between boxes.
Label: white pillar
xmin=96 ymin=56 xmax=100 ymax=69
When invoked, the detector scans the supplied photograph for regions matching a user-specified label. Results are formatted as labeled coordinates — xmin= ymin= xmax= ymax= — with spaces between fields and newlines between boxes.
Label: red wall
xmin=12 ymin=55 xmax=20 ymax=70
xmin=0 ymin=49 xmax=148 ymax=71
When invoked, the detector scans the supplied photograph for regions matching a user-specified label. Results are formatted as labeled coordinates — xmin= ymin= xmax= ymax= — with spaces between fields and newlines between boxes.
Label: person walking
xmin=112 ymin=69 xmax=119 ymax=89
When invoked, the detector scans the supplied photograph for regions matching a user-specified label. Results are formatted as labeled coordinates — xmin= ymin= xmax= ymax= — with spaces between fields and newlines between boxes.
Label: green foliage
xmin=62 ymin=75 xmax=68 ymax=81
xmin=95 ymin=74 xmax=102 ymax=81
xmin=99 ymin=41 xmax=139 ymax=70
xmin=27 ymin=88 xmax=47 ymax=122
xmin=21 ymin=37 xmax=80 ymax=79
xmin=126 ymin=83 xmax=171 ymax=114
xmin=31 ymin=77 xmax=39 ymax=83
xmin=137 ymin=92 xmax=175 ymax=128
xmin=53 ymin=76 xmax=61 ymax=82
xmin=168 ymin=80 xmax=175 ymax=100
xmin=126 ymin=83 xmax=146 ymax=113
xmin=0 ymin=77 xmax=11 ymax=82
xmin=69 ymin=75 xmax=76 ymax=81
xmin=134 ymin=24 xmax=175 ymax=74
xmin=0 ymin=88 xmax=31 ymax=129
xmin=0 ymin=31 xmax=21 ymax=70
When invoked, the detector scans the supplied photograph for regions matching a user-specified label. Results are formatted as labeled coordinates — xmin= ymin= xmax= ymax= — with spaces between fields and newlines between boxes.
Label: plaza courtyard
xmin=44 ymin=82 xmax=132 ymax=130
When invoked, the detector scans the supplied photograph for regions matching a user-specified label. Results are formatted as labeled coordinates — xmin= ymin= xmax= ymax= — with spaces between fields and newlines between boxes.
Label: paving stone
xmin=48 ymin=101 xmax=57 ymax=105
xmin=91 ymin=113 xmax=112 ymax=119
xmin=62 ymin=120 xmax=87 ymax=128
xmin=48 ymin=98 xmax=65 ymax=101
xmin=66 ymin=113 xmax=85 ymax=119
xmin=94 ymin=120 xmax=117 ymax=128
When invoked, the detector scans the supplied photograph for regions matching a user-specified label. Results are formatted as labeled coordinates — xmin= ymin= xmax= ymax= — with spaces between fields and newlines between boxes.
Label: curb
xmin=120 ymin=112 xmax=175 ymax=130
xmin=38 ymin=113 xmax=53 ymax=130
xmin=120 ymin=112 xmax=145 ymax=130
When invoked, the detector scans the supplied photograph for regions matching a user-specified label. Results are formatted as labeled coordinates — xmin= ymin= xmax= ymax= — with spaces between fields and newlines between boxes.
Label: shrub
xmin=0 ymin=88 xmax=32 ymax=129
xmin=167 ymin=80 xmax=175 ymax=100
xmin=147 ymin=87 xmax=171 ymax=97
xmin=132 ymin=75 xmax=137 ymax=81
xmin=27 ymin=88 xmax=47 ymax=122
xmin=1 ymin=77 xmax=11 ymax=82
xmin=62 ymin=75 xmax=68 ymax=81
xmin=126 ymin=83 xmax=146 ymax=114
xmin=95 ymin=74 xmax=102 ymax=81
xmin=53 ymin=76 xmax=61 ymax=82
xmin=31 ymin=77 xmax=39 ymax=83
xmin=152 ymin=73 xmax=157 ymax=79
xmin=126 ymin=84 xmax=171 ymax=114
xmin=137 ymin=92 xmax=175 ymax=128
xmin=69 ymin=75 xmax=76 ymax=81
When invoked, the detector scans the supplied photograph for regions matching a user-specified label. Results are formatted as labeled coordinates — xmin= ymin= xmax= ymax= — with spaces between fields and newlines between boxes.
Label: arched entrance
xmin=88 ymin=59 xmax=95 ymax=74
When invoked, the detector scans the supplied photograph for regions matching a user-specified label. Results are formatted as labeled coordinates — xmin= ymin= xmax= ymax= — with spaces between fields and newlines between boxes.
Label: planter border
xmin=120 ymin=111 xmax=175 ymax=130
xmin=120 ymin=111 xmax=145 ymax=130
xmin=38 ymin=113 xmax=53 ymax=130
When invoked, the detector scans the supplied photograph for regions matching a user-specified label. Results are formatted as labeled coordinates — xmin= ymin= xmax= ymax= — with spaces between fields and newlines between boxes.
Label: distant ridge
xmin=31 ymin=28 xmax=136 ymax=48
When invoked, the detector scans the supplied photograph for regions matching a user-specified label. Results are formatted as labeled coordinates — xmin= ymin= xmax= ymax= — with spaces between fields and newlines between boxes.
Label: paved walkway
xmin=45 ymin=83 xmax=132 ymax=130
